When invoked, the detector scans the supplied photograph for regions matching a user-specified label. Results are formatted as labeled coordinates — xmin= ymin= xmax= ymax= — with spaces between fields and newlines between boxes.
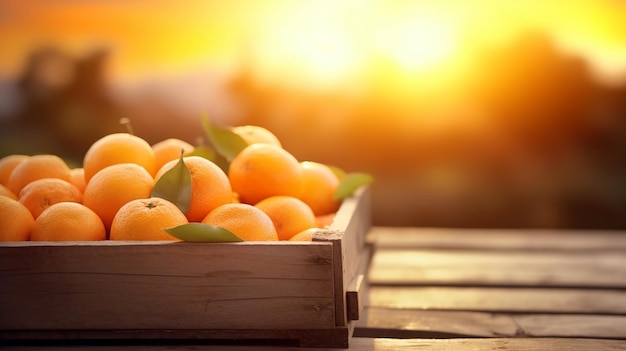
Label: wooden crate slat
xmin=346 ymin=245 xmax=373 ymax=321
xmin=314 ymin=185 xmax=371 ymax=326
xmin=0 ymin=242 xmax=336 ymax=330
xmin=367 ymin=286 xmax=626 ymax=314
xmin=0 ymin=326 xmax=353 ymax=348
xmin=369 ymin=249 xmax=626 ymax=288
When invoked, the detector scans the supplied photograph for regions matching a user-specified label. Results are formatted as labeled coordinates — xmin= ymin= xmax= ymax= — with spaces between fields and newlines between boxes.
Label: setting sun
xmin=375 ymin=14 xmax=459 ymax=71
xmin=250 ymin=2 xmax=364 ymax=89
xmin=2 ymin=0 xmax=626 ymax=88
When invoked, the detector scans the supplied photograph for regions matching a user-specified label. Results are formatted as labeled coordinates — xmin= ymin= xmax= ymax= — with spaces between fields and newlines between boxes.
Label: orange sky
xmin=1 ymin=0 xmax=626 ymax=86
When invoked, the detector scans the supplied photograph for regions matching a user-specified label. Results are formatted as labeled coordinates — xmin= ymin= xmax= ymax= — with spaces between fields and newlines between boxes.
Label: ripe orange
xmin=315 ymin=213 xmax=336 ymax=228
xmin=83 ymin=163 xmax=154 ymax=230
xmin=228 ymin=144 xmax=302 ymax=205
xmin=202 ymin=203 xmax=278 ymax=241
xmin=0 ymin=183 xmax=17 ymax=200
xmin=30 ymin=202 xmax=106 ymax=241
xmin=297 ymin=161 xmax=340 ymax=216
xmin=152 ymin=138 xmax=195 ymax=172
xmin=69 ymin=168 xmax=87 ymax=193
xmin=110 ymin=197 xmax=188 ymax=241
xmin=19 ymin=178 xmax=83 ymax=219
xmin=232 ymin=125 xmax=282 ymax=147
xmin=7 ymin=154 xmax=72 ymax=196
xmin=83 ymin=133 xmax=156 ymax=183
xmin=0 ymin=154 xmax=29 ymax=186
xmin=255 ymin=196 xmax=316 ymax=240
xmin=155 ymin=156 xmax=232 ymax=222
xmin=0 ymin=196 xmax=34 ymax=241
xmin=289 ymin=228 xmax=317 ymax=241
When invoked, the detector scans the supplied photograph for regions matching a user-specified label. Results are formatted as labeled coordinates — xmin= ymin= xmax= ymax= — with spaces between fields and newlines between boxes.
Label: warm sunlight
xmin=3 ymin=0 xmax=626 ymax=235
xmin=251 ymin=2 xmax=363 ymax=89
xmin=375 ymin=14 xmax=459 ymax=71
xmin=2 ymin=1 xmax=626 ymax=87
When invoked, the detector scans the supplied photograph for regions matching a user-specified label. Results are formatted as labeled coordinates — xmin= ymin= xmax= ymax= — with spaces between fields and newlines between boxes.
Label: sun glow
xmin=375 ymin=15 xmax=459 ymax=71
xmin=2 ymin=1 xmax=626 ymax=87
xmin=246 ymin=2 xmax=368 ymax=89
xmin=247 ymin=4 xmax=464 ymax=90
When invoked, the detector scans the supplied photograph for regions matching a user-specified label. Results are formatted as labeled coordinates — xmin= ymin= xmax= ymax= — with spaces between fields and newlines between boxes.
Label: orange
xmin=19 ymin=178 xmax=83 ymax=219
xmin=110 ymin=197 xmax=188 ymax=241
xmin=0 ymin=196 xmax=34 ymax=241
xmin=202 ymin=203 xmax=278 ymax=241
xmin=83 ymin=163 xmax=154 ymax=230
xmin=83 ymin=133 xmax=156 ymax=183
xmin=0 ymin=154 xmax=29 ymax=186
xmin=0 ymin=184 xmax=17 ymax=200
xmin=30 ymin=202 xmax=106 ymax=241
xmin=297 ymin=161 xmax=340 ymax=216
xmin=7 ymin=154 xmax=72 ymax=196
xmin=316 ymin=213 xmax=336 ymax=228
xmin=155 ymin=156 xmax=232 ymax=222
xmin=228 ymin=144 xmax=302 ymax=205
xmin=70 ymin=167 xmax=87 ymax=193
xmin=70 ymin=168 xmax=86 ymax=193
xmin=255 ymin=196 xmax=316 ymax=240
xmin=232 ymin=125 xmax=282 ymax=147
xmin=152 ymin=138 xmax=195 ymax=172
xmin=289 ymin=228 xmax=317 ymax=241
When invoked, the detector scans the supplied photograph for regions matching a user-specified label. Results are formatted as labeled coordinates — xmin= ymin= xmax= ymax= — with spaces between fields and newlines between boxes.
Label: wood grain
xmin=314 ymin=185 xmax=372 ymax=326
xmin=371 ymin=227 xmax=626 ymax=251
xmin=367 ymin=286 xmax=626 ymax=314
xmin=355 ymin=308 xmax=626 ymax=339
xmin=0 ymin=242 xmax=336 ymax=330
xmin=346 ymin=245 xmax=373 ymax=321
xmin=3 ymin=338 xmax=626 ymax=351
xmin=369 ymin=249 xmax=626 ymax=288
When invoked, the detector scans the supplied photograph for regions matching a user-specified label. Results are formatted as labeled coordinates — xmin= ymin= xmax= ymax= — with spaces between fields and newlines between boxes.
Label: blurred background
xmin=1 ymin=0 xmax=626 ymax=229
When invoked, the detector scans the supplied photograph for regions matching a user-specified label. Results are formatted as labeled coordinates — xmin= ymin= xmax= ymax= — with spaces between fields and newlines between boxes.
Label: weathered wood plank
xmin=368 ymin=286 xmax=626 ymax=314
xmin=3 ymin=338 xmax=626 ymax=351
xmin=371 ymin=227 xmax=626 ymax=251
xmin=346 ymin=245 xmax=373 ymax=321
xmin=355 ymin=308 xmax=626 ymax=339
xmin=369 ymin=249 xmax=626 ymax=288
xmin=0 ymin=327 xmax=353 ymax=348
xmin=314 ymin=185 xmax=371 ymax=327
xmin=0 ymin=243 xmax=336 ymax=330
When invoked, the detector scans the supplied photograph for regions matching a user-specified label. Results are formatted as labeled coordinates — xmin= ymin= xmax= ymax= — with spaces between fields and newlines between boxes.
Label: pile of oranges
xmin=0 ymin=123 xmax=351 ymax=242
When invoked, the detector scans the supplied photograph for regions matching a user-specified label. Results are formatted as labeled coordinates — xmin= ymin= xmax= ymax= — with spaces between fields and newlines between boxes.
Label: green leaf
xmin=151 ymin=151 xmax=192 ymax=215
xmin=187 ymin=145 xmax=217 ymax=162
xmin=201 ymin=113 xmax=248 ymax=162
xmin=187 ymin=145 xmax=230 ymax=174
xmin=164 ymin=222 xmax=244 ymax=242
xmin=334 ymin=172 xmax=374 ymax=200
xmin=327 ymin=165 xmax=347 ymax=180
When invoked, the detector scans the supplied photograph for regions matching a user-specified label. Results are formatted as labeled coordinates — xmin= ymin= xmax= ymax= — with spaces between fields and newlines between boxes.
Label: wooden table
xmin=5 ymin=227 xmax=626 ymax=350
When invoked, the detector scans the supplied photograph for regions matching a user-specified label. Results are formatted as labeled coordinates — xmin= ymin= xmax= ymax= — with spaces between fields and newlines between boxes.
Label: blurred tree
xmin=0 ymin=46 xmax=121 ymax=164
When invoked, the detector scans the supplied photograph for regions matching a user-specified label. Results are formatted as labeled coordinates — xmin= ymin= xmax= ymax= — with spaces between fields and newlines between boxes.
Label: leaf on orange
xmin=334 ymin=172 xmax=374 ymax=200
xmin=151 ymin=151 xmax=192 ymax=215
xmin=164 ymin=222 xmax=243 ymax=242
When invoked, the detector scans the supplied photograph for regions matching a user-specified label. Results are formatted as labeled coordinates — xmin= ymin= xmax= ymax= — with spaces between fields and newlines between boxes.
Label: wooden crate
xmin=0 ymin=186 xmax=371 ymax=348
